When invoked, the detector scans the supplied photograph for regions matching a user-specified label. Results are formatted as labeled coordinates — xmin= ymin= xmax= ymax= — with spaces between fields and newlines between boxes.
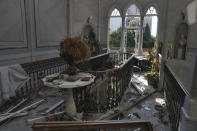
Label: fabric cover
xmin=0 ymin=64 xmax=29 ymax=102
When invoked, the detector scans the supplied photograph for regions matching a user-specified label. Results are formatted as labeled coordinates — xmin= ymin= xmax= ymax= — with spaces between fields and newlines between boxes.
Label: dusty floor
xmin=121 ymin=91 xmax=170 ymax=131
xmin=119 ymin=73 xmax=170 ymax=131
xmin=0 ymin=88 xmax=68 ymax=131
xmin=0 ymin=73 xmax=170 ymax=131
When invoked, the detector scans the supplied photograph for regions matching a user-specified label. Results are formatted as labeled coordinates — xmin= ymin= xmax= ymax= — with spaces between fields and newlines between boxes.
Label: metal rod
xmin=0 ymin=99 xmax=46 ymax=123
xmin=6 ymin=98 xmax=28 ymax=113
xmin=0 ymin=112 xmax=28 ymax=119
xmin=41 ymin=100 xmax=64 ymax=115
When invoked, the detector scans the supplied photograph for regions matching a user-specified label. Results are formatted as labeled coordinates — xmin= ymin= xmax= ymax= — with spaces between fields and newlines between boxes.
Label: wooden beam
xmin=95 ymin=88 xmax=156 ymax=120
xmin=32 ymin=121 xmax=153 ymax=131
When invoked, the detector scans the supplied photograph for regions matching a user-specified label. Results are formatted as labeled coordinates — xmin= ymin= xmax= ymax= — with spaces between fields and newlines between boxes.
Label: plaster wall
xmin=164 ymin=0 xmax=197 ymax=95
xmin=70 ymin=0 xmax=99 ymax=38
xmin=0 ymin=0 xmax=167 ymax=66
xmin=0 ymin=0 xmax=67 ymax=66
xmin=163 ymin=0 xmax=197 ymax=130
xmin=165 ymin=0 xmax=197 ymax=53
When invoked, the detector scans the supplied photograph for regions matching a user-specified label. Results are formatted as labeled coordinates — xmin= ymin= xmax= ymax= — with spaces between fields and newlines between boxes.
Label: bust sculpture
xmin=177 ymin=34 xmax=187 ymax=59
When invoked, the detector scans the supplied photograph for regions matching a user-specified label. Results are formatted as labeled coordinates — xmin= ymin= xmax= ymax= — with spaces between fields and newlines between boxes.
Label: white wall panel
xmin=0 ymin=0 xmax=27 ymax=49
xmin=35 ymin=0 xmax=67 ymax=47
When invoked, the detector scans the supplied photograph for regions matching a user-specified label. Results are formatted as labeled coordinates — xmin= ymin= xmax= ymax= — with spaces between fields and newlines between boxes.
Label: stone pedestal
xmin=65 ymin=88 xmax=77 ymax=116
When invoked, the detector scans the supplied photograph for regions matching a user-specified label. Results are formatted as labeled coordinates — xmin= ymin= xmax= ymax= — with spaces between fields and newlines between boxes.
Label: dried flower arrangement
xmin=60 ymin=38 xmax=90 ymax=75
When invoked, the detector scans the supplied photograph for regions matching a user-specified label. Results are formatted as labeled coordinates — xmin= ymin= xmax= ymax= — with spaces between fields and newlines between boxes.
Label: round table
xmin=42 ymin=72 xmax=95 ymax=116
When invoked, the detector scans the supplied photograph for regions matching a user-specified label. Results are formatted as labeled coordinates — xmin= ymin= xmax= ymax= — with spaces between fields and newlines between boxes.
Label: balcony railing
xmin=0 ymin=52 xmax=134 ymax=114
xmin=0 ymin=57 xmax=68 ymax=112
xmin=164 ymin=64 xmax=187 ymax=131
xmin=73 ymin=54 xmax=134 ymax=113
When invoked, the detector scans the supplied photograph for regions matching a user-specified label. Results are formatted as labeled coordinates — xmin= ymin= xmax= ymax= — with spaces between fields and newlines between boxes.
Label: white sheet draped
xmin=0 ymin=64 xmax=29 ymax=103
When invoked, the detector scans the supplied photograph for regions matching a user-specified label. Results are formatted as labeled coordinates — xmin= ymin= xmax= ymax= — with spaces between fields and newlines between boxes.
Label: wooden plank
xmin=95 ymin=88 xmax=156 ymax=121
xmin=32 ymin=121 xmax=153 ymax=131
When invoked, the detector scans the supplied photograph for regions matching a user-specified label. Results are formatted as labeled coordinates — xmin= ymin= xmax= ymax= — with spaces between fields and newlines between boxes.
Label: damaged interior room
xmin=0 ymin=0 xmax=197 ymax=131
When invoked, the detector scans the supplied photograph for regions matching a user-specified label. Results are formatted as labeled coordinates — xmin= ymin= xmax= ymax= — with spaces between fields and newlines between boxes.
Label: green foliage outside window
xmin=129 ymin=19 xmax=139 ymax=27
xmin=127 ymin=19 xmax=138 ymax=48
xmin=109 ymin=24 xmax=156 ymax=49
xmin=110 ymin=27 xmax=122 ymax=48
xmin=127 ymin=30 xmax=136 ymax=48
xmin=109 ymin=27 xmax=136 ymax=48
xmin=143 ymin=24 xmax=156 ymax=48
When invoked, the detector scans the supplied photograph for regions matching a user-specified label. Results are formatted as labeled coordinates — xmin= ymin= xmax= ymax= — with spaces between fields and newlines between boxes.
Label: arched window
xmin=125 ymin=5 xmax=141 ymax=50
xmin=146 ymin=6 xmax=157 ymax=15
xmin=108 ymin=8 xmax=122 ymax=50
xmin=111 ymin=8 xmax=121 ymax=16
xmin=143 ymin=6 xmax=158 ymax=48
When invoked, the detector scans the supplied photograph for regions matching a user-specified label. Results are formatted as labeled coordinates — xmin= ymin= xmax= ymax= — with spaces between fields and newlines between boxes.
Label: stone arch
xmin=143 ymin=5 xmax=160 ymax=49
xmin=107 ymin=6 xmax=123 ymax=18
xmin=123 ymin=2 xmax=142 ymax=16
xmin=107 ymin=8 xmax=123 ymax=50
xmin=144 ymin=4 xmax=160 ymax=16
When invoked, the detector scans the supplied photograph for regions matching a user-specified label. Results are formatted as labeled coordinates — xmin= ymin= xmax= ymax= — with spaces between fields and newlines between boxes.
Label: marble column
xmin=107 ymin=20 xmax=110 ymax=51
xmin=137 ymin=16 xmax=144 ymax=56
xmin=120 ymin=16 xmax=126 ymax=53
xmin=134 ymin=30 xmax=139 ymax=54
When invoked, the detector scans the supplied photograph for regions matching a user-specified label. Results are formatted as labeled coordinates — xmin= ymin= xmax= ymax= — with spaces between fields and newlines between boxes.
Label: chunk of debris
xmin=142 ymin=105 xmax=152 ymax=111
xmin=134 ymin=128 xmax=142 ymax=131
xmin=128 ymin=112 xmax=141 ymax=120
xmin=37 ymin=91 xmax=46 ymax=98
xmin=133 ymin=112 xmax=141 ymax=119
xmin=26 ymin=111 xmax=65 ymax=125
xmin=155 ymin=105 xmax=164 ymax=112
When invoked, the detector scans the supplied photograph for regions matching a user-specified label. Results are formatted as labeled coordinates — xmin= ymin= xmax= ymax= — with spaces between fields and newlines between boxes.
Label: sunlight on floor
xmin=133 ymin=74 xmax=148 ymax=86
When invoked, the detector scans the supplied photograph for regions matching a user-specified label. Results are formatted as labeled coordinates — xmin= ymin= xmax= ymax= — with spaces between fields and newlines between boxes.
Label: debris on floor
xmin=0 ymin=99 xmax=46 ymax=124
xmin=0 ymin=73 xmax=170 ymax=131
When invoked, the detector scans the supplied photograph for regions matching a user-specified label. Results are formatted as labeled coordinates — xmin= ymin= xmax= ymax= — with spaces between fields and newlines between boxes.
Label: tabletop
xmin=42 ymin=72 xmax=96 ymax=89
